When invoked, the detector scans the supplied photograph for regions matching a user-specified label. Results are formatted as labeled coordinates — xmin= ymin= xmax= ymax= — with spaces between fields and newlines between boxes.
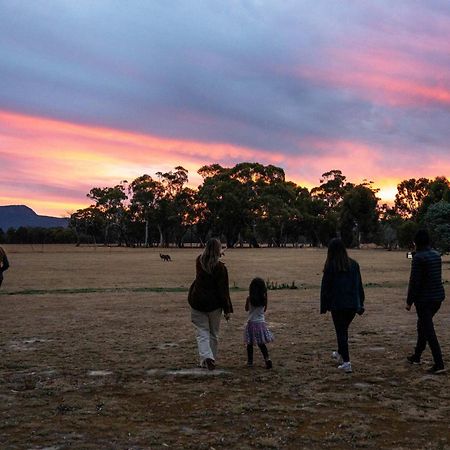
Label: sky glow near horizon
xmin=1 ymin=1 xmax=450 ymax=216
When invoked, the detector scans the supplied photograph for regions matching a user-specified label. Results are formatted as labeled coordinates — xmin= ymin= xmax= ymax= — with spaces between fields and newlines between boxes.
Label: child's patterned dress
xmin=244 ymin=304 xmax=274 ymax=344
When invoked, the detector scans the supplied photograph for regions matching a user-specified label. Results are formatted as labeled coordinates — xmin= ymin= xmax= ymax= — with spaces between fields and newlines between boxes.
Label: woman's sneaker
xmin=332 ymin=351 xmax=343 ymax=364
xmin=427 ymin=365 xmax=446 ymax=375
xmin=338 ymin=362 xmax=352 ymax=373
xmin=265 ymin=359 xmax=273 ymax=369
xmin=205 ymin=358 xmax=216 ymax=371
xmin=406 ymin=354 xmax=421 ymax=365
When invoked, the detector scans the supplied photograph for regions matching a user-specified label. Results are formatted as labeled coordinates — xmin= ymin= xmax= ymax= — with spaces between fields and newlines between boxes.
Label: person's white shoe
xmin=332 ymin=351 xmax=343 ymax=364
xmin=338 ymin=362 xmax=352 ymax=373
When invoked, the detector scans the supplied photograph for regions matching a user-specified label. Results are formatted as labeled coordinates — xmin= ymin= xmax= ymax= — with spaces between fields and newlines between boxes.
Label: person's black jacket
xmin=320 ymin=259 xmax=365 ymax=313
xmin=407 ymin=248 xmax=445 ymax=306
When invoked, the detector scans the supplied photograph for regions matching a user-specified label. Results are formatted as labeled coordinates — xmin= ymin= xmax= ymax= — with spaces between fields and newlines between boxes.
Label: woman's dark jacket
xmin=320 ymin=259 xmax=365 ymax=313
xmin=406 ymin=248 xmax=445 ymax=306
xmin=188 ymin=256 xmax=233 ymax=314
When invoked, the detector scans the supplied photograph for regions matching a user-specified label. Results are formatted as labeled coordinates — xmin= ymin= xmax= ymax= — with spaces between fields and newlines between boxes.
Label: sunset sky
xmin=1 ymin=1 xmax=450 ymax=216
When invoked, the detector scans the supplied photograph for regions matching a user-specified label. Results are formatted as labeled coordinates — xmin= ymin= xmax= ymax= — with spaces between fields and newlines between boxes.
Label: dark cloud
xmin=1 ymin=0 xmax=450 ymax=165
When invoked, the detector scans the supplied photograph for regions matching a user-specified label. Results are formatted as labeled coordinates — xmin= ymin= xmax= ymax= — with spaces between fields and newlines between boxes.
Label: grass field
xmin=1 ymin=245 xmax=450 ymax=450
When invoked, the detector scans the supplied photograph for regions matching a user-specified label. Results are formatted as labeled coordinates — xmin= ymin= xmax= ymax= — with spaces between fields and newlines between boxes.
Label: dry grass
xmin=1 ymin=245 xmax=450 ymax=449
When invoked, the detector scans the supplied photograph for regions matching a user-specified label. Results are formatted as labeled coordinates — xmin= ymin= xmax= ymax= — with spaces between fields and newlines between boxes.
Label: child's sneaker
xmin=265 ymin=359 xmax=273 ymax=369
xmin=338 ymin=362 xmax=352 ymax=373
xmin=332 ymin=351 xmax=343 ymax=364
xmin=247 ymin=361 xmax=254 ymax=367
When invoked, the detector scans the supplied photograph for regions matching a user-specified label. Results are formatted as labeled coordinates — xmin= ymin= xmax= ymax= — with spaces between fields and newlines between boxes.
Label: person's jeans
xmin=414 ymin=302 xmax=444 ymax=368
xmin=191 ymin=308 xmax=222 ymax=364
xmin=331 ymin=310 xmax=356 ymax=363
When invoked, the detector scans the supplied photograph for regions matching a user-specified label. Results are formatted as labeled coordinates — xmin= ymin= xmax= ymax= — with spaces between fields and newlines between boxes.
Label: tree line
xmin=1 ymin=162 xmax=449 ymax=250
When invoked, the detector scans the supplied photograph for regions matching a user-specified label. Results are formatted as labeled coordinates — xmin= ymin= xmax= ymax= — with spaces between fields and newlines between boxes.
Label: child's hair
xmin=248 ymin=277 xmax=267 ymax=307
xmin=324 ymin=238 xmax=351 ymax=272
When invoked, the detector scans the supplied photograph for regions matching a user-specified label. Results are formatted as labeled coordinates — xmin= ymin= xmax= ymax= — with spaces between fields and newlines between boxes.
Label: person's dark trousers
xmin=247 ymin=343 xmax=269 ymax=364
xmin=414 ymin=302 xmax=444 ymax=368
xmin=331 ymin=310 xmax=356 ymax=363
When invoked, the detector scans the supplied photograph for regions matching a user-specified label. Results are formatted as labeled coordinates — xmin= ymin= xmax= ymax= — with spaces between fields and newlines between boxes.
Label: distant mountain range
xmin=0 ymin=205 xmax=68 ymax=230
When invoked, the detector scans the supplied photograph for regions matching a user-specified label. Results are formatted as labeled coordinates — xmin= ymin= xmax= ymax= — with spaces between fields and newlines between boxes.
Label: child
xmin=244 ymin=277 xmax=274 ymax=368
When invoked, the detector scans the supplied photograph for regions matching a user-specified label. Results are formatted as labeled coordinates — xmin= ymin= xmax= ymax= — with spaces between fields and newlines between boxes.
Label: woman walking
xmin=320 ymin=238 xmax=365 ymax=373
xmin=188 ymin=238 xmax=233 ymax=370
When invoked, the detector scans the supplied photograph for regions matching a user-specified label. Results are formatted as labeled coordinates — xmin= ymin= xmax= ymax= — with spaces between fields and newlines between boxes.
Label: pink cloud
xmin=1 ymin=110 xmax=449 ymax=215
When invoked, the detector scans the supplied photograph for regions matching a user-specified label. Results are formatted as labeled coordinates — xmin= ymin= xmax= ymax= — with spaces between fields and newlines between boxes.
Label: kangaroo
xmin=160 ymin=253 xmax=172 ymax=262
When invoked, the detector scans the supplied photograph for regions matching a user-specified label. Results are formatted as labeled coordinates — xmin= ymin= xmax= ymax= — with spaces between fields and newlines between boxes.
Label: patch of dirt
xmin=0 ymin=246 xmax=449 ymax=449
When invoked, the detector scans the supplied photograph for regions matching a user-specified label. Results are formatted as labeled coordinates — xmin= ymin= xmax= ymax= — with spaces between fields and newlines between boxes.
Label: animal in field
xmin=160 ymin=253 xmax=172 ymax=262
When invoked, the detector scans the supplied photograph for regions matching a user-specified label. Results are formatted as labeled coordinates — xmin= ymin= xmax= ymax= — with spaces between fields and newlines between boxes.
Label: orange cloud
xmin=1 ymin=110 xmax=449 ymax=216
xmin=0 ymin=110 xmax=286 ymax=215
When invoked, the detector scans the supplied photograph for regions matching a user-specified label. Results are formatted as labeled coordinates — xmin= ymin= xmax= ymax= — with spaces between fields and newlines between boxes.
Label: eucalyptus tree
xmin=69 ymin=206 xmax=105 ymax=245
xmin=154 ymin=166 xmax=191 ymax=247
xmin=340 ymin=184 xmax=379 ymax=247
xmin=424 ymin=200 xmax=450 ymax=253
xmin=394 ymin=178 xmax=430 ymax=220
xmin=197 ymin=162 xmax=288 ymax=247
xmin=417 ymin=176 xmax=450 ymax=221
xmin=87 ymin=183 xmax=128 ymax=245
xmin=129 ymin=174 xmax=160 ymax=246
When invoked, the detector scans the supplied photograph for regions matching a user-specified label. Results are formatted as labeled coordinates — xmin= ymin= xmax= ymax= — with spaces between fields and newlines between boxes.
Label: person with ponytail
xmin=188 ymin=238 xmax=233 ymax=370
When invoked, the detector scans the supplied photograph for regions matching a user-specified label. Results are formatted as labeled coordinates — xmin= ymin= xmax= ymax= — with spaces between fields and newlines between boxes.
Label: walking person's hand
xmin=224 ymin=313 xmax=231 ymax=321
xmin=405 ymin=304 xmax=412 ymax=311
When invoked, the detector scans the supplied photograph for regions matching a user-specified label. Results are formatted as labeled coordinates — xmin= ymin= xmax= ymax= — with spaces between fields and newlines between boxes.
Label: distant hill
xmin=0 ymin=205 xmax=68 ymax=230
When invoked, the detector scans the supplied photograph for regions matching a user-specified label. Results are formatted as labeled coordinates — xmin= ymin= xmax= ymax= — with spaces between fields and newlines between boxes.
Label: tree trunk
xmin=144 ymin=219 xmax=149 ymax=247
xmin=158 ymin=225 xmax=164 ymax=247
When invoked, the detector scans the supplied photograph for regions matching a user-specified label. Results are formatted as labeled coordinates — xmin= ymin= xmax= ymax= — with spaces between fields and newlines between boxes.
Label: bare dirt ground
xmin=1 ymin=245 xmax=449 ymax=450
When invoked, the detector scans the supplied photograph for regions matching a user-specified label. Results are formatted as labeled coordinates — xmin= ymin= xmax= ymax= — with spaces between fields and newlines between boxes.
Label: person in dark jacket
xmin=188 ymin=238 xmax=233 ymax=370
xmin=406 ymin=229 xmax=445 ymax=374
xmin=0 ymin=247 xmax=9 ymax=288
xmin=320 ymin=238 xmax=365 ymax=373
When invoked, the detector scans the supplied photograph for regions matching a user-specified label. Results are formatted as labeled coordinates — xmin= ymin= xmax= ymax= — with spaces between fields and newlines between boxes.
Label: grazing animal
xmin=160 ymin=253 xmax=172 ymax=262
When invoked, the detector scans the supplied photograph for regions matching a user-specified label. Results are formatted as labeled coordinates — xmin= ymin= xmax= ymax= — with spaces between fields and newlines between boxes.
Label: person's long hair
xmin=248 ymin=277 xmax=267 ymax=307
xmin=200 ymin=238 xmax=222 ymax=274
xmin=324 ymin=238 xmax=351 ymax=272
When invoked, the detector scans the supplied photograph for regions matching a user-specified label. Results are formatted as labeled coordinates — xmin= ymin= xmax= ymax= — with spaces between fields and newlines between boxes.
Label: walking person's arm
xmin=320 ymin=270 xmax=332 ymax=314
xmin=406 ymin=255 xmax=423 ymax=310
xmin=357 ymin=263 xmax=365 ymax=315
xmin=217 ymin=264 xmax=233 ymax=319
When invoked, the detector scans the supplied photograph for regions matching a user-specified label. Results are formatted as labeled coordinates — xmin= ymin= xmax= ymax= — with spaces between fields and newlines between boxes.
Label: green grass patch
xmin=0 ymin=285 xmax=245 ymax=297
